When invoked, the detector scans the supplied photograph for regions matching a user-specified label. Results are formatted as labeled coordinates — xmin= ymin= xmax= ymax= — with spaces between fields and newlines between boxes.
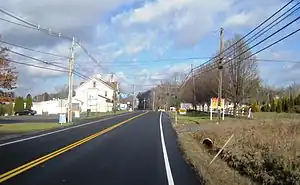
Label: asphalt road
xmin=0 ymin=111 xmax=202 ymax=185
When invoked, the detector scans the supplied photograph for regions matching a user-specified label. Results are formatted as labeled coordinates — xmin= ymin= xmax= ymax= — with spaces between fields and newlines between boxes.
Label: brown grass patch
xmin=173 ymin=112 xmax=300 ymax=185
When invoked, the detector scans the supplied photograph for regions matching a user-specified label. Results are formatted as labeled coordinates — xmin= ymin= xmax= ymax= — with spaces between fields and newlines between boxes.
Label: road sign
xmin=210 ymin=97 xmax=225 ymax=109
xmin=179 ymin=108 xmax=187 ymax=115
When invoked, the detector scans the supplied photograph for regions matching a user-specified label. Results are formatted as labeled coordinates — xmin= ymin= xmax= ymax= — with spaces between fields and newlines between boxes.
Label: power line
xmin=181 ymin=0 xmax=297 ymax=86
xmin=0 ymin=39 xmax=69 ymax=59
xmin=192 ymin=0 xmax=296 ymax=71
xmin=213 ymin=2 xmax=300 ymax=67
xmin=182 ymin=1 xmax=299 ymax=86
xmin=2 ymin=47 xmax=91 ymax=81
xmin=257 ymin=59 xmax=300 ymax=64
xmin=192 ymin=27 xmax=300 ymax=79
xmin=2 ymin=57 xmax=68 ymax=73
xmin=0 ymin=9 xmax=73 ymax=41
xmin=76 ymin=42 xmax=132 ymax=85
xmin=0 ymin=9 xmax=36 ymax=27
xmin=110 ymin=57 xmax=211 ymax=64
xmin=220 ymin=16 xmax=300 ymax=68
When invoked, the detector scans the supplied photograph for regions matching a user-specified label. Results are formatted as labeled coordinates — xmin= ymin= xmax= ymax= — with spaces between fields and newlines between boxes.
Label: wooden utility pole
xmin=152 ymin=91 xmax=155 ymax=111
xmin=132 ymin=84 xmax=135 ymax=111
xmin=218 ymin=27 xmax=224 ymax=123
xmin=67 ymin=37 xmax=75 ymax=123
xmin=191 ymin=64 xmax=196 ymax=111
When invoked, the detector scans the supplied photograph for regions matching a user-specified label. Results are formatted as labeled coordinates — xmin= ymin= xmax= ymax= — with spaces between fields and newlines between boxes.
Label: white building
xmin=74 ymin=74 xmax=116 ymax=112
xmin=32 ymin=74 xmax=117 ymax=115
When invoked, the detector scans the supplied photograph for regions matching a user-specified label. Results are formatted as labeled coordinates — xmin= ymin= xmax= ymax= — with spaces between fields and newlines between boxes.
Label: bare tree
xmin=222 ymin=35 xmax=260 ymax=112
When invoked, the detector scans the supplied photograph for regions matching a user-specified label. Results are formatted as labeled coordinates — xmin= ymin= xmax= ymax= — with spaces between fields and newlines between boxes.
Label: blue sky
xmin=0 ymin=0 xmax=299 ymax=96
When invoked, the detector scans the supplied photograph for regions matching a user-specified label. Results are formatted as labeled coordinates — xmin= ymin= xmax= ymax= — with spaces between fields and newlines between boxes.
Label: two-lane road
xmin=0 ymin=111 xmax=201 ymax=185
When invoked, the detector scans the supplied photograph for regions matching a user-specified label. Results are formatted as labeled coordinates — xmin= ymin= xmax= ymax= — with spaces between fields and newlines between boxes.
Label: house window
xmin=105 ymin=91 xmax=107 ymax=97
xmin=93 ymin=81 xmax=96 ymax=88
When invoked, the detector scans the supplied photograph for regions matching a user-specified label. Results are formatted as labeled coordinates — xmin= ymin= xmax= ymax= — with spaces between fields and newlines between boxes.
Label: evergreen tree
xmin=270 ymin=99 xmax=276 ymax=112
xmin=14 ymin=97 xmax=24 ymax=113
xmin=276 ymin=99 xmax=282 ymax=113
xmin=25 ymin=94 xmax=33 ymax=110
xmin=282 ymin=97 xmax=289 ymax=112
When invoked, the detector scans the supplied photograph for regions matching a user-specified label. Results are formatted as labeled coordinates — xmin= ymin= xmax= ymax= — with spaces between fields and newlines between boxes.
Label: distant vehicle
xmin=15 ymin=109 xmax=37 ymax=116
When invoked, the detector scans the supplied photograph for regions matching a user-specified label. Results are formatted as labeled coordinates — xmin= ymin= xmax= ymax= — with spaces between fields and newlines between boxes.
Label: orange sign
xmin=211 ymin=97 xmax=225 ymax=109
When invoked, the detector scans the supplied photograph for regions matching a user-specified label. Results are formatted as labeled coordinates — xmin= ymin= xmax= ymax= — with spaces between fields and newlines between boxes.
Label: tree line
xmin=137 ymin=34 xmax=300 ymax=114
xmin=0 ymin=94 xmax=33 ymax=115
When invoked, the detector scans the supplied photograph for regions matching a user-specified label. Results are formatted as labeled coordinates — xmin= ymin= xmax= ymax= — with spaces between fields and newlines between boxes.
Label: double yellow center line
xmin=0 ymin=112 xmax=148 ymax=183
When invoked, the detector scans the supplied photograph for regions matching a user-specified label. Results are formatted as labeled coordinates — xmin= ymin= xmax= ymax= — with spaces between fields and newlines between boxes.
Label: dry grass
xmin=172 ymin=112 xmax=300 ymax=185
xmin=178 ymin=132 xmax=254 ymax=185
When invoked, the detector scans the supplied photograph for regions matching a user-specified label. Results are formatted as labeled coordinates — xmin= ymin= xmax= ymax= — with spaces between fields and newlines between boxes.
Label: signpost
xmin=210 ymin=97 xmax=225 ymax=121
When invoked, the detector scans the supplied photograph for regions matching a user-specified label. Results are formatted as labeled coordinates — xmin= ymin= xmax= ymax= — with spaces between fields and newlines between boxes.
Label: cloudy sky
xmin=0 ymin=0 xmax=299 ymax=96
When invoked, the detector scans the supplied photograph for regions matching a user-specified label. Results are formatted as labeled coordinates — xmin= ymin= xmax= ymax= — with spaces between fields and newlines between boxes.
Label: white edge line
xmin=0 ymin=112 xmax=135 ymax=147
xmin=160 ymin=112 xmax=175 ymax=185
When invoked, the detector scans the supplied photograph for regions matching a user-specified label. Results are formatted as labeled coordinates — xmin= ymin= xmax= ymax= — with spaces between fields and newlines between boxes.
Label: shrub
xmin=251 ymin=101 xmax=260 ymax=112
xmin=14 ymin=97 xmax=24 ymax=113
xmin=0 ymin=103 xmax=13 ymax=116
xmin=261 ymin=104 xmax=270 ymax=112
xmin=270 ymin=99 xmax=276 ymax=112
xmin=276 ymin=99 xmax=282 ymax=113
xmin=292 ymin=105 xmax=300 ymax=113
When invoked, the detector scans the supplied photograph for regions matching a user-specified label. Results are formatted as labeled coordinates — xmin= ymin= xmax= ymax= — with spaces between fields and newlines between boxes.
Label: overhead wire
xmin=192 ymin=27 xmax=300 ymax=79
xmin=76 ymin=42 xmax=132 ymax=84
xmin=181 ymin=0 xmax=299 ymax=87
xmin=0 ymin=8 xmax=73 ymax=41
xmin=0 ymin=39 xmax=69 ymax=59
xmin=192 ymin=0 xmax=296 ymax=71
xmin=2 ymin=57 xmax=68 ymax=73
xmin=180 ymin=0 xmax=297 ymax=86
xmin=1 ymin=47 xmax=91 ymax=81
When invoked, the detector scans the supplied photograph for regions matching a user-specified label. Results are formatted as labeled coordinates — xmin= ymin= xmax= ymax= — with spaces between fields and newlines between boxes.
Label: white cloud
xmin=111 ymin=0 xmax=234 ymax=46
xmin=0 ymin=0 xmax=298 ymax=96
xmin=223 ymin=0 xmax=285 ymax=28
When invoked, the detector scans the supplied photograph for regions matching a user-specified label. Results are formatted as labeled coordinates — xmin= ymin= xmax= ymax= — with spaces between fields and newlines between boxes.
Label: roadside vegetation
xmin=171 ymin=111 xmax=300 ymax=185
xmin=0 ymin=123 xmax=70 ymax=134
xmin=77 ymin=110 xmax=128 ymax=121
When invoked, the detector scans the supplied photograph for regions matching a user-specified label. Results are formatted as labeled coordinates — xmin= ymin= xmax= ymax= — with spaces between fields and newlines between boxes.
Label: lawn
xmin=172 ymin=111 xmax=300 ymax=185
xmin=78 ymin=110 xmax=128 ymax=120
xmin=0 ymin=123 xmax=70 ymax=134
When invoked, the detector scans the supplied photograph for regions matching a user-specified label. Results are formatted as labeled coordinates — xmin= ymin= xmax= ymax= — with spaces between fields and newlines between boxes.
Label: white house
xmin=74 ymin=74 xmax=116 ymax=112
xmin=32 ymin=74 xmax=117 ymax=115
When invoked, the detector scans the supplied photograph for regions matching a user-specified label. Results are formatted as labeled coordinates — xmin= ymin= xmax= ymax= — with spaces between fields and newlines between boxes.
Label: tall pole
xmin=68 ymin=37 xmax=75 ymax=123
xmin=218 ymin=27 xmax=224 ymax=123
xmin=152 ymin=91 xmax=155 ymax=111
xmin=132 ymin=84 xmax=135 ymax=111
xmin=144 ymin=98 xmax=146 ymax=110
xmin=191 ymin=64 xmax=196 ymax=111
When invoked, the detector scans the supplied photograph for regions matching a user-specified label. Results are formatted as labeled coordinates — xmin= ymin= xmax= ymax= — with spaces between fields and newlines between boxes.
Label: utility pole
xmin=143 ymin=98 xmax=146 ymax=110
xmin=152 ymin=91 xmax=155 ymax=111
xmin=218 ymin=27 xmax=224 ymax=123
xmin=191 ymin=64 xmax=196 ymax=111
xmin=132 ymin=84 xmax=135 ymax=111
xmin=68 ymin=37 xmax=75 ymax=123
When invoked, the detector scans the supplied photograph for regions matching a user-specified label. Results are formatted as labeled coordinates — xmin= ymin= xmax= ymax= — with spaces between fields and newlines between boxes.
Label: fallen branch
xmin=209 ymin=133 xmax=234 ymax=165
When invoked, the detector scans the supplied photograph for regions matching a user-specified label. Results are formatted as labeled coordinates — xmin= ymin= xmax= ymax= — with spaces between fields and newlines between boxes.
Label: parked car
xmin=15 ymin=109 xmax=37 ymax=116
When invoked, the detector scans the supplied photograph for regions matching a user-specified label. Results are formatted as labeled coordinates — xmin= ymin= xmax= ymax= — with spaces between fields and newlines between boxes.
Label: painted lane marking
xmin=0 ymin=111 xmax=135 ymax=147
xmin=159 ymin=112 xmax=175 ymax=185
xmin=0 ymin=112 xmax=148 ymax=183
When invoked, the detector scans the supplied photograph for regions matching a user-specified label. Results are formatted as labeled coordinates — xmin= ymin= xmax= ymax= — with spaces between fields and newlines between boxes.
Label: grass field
xmin=78 ymin=110 xmax=128 ymax=120
xmin=172 ymin=111 xmax=300 ymax=185
xmin=0 ymin=123 xmax=70 ymax=133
